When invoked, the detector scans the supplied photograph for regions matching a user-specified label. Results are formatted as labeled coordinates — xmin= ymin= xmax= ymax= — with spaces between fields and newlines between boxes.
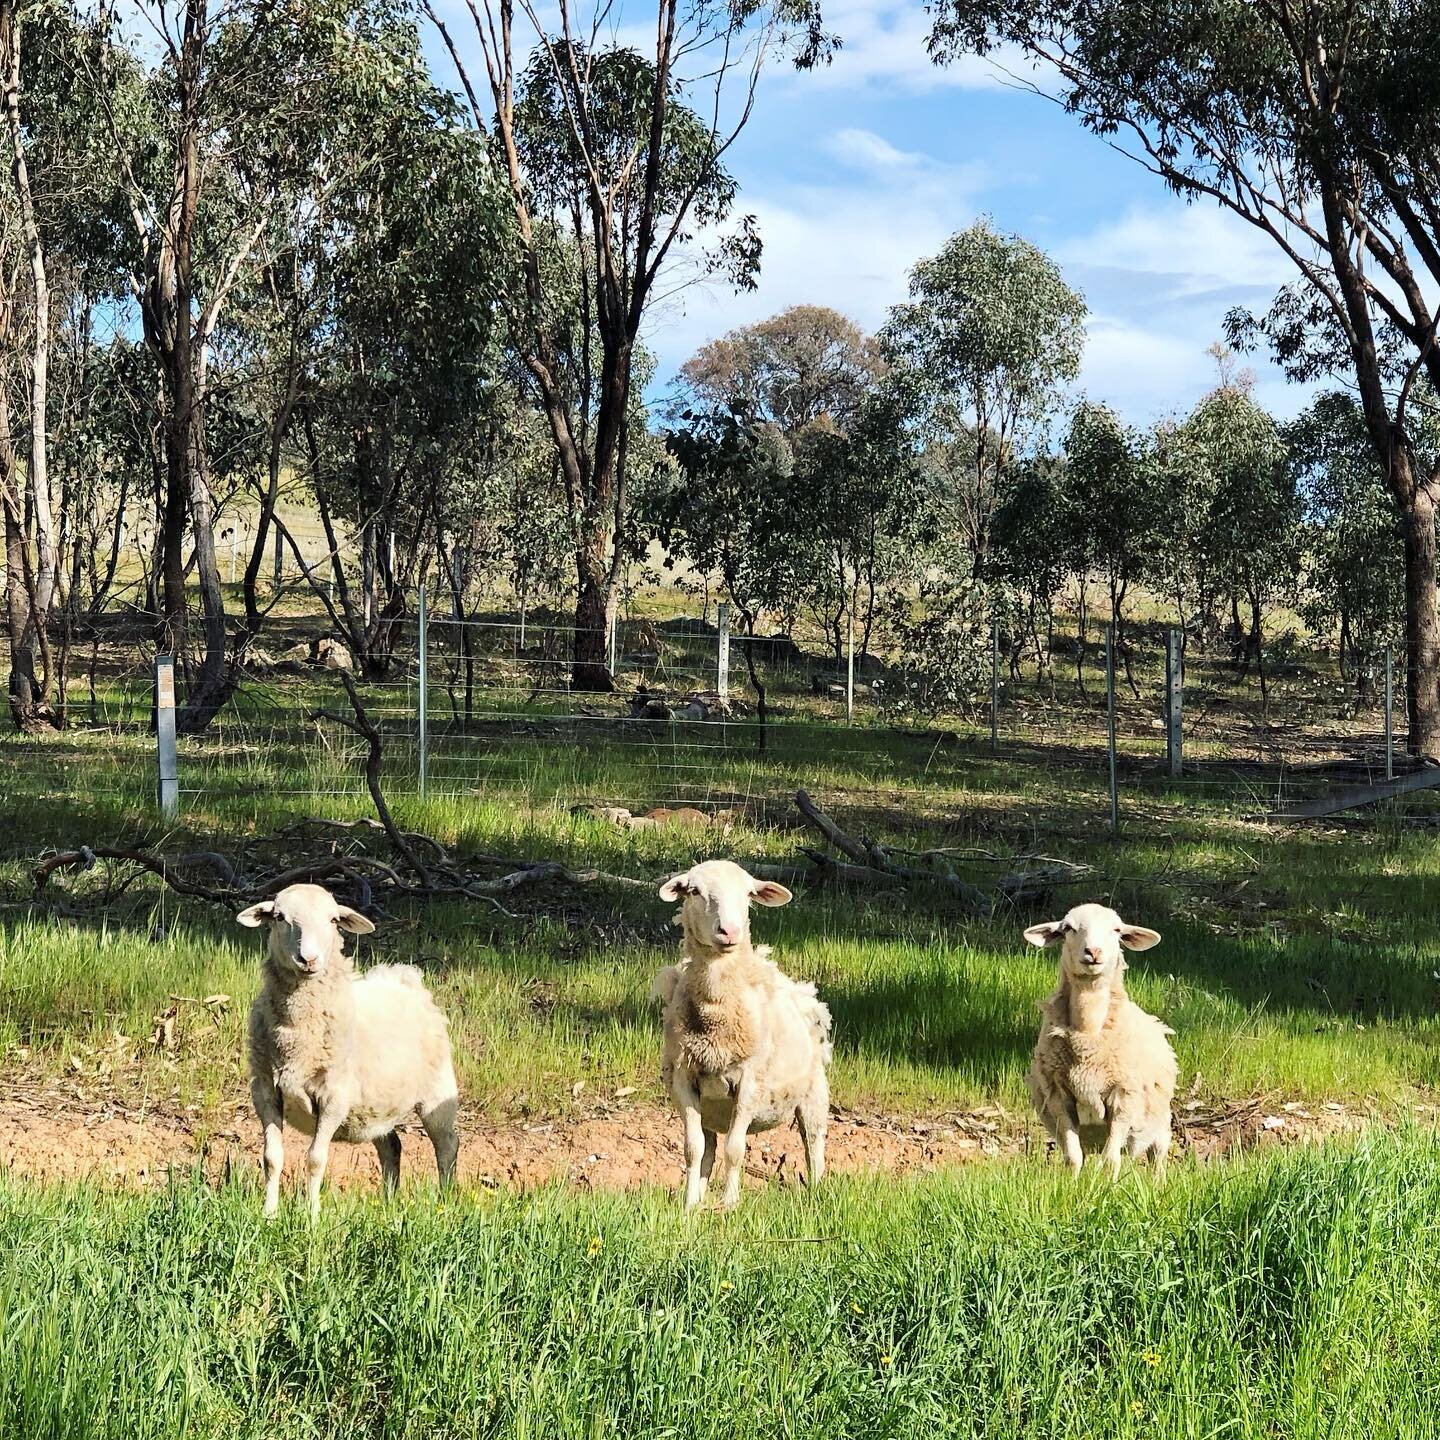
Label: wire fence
xmin=7 ymin=582 xmax=1424 ymax=837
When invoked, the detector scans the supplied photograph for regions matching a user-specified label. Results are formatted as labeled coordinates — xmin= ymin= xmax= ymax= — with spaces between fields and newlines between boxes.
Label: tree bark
xmin=1 ymin=0 xmax=59 ymax=731
xmin=1398 ymin=474 xmax=1440 ymax=755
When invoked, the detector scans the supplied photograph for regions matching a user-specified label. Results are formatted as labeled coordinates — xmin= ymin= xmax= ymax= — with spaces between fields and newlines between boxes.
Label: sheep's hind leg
xmin=251 ymin=1078 xmax=285 ymax=1219
xmin=796 ymin=1095 xmax=827 ymax=1188
xmin=699 ymin=1130 xmax=717 ymax=1193
xmin=420 ymin=1095 xmax=460 ymax=1191
xmin=374 ymin=1131 xmax=402 ymax=1195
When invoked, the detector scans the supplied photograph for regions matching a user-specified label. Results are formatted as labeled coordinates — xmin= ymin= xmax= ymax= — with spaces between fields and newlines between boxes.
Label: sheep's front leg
xmin=305 ymin=1109 xmax=344 ymax=1220
xmin=1101 ymin=1095 xmax=1142 ymax=1180
xmin=1049 ymin=1098 xmax=1084 ymax=1177
xmin=674 ymin=1074 xmax=708 ymax=1211
xmin=250 ymin=1076 xmax=285 ymax=1218
xmin=717 ymin=1082 xmax=757 ymax=1210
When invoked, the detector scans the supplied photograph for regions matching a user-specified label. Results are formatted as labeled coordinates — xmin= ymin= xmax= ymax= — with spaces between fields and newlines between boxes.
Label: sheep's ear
xmin=658 ymin=873 xmax=691 ymax=902
xmin=750 ymin=880 xmax=792 ymax=907
xmin=236 ymin=902 xmax=275 ymax=928
xmin=1119 ymin=925 xmax=1161 ymax=952
xmin=335 ymin=907 xmax=375 ymax=936
xmin=1023 ymin=921 xmax=1064 ymax=948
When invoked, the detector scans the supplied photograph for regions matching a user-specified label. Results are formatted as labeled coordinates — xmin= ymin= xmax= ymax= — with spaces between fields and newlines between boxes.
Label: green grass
xmin=2 ymin=1134 xmax=1438 ymax=1438
xmin=4 ymin=612 xmax=1440 ymax=1433
xmin=6 ymin=691 xmax=1440 ymax=1120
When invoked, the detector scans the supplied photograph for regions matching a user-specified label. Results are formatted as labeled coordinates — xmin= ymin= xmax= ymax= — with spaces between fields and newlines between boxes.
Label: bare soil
xmin=0 ymin=1082 xmax=1380 ymax=1197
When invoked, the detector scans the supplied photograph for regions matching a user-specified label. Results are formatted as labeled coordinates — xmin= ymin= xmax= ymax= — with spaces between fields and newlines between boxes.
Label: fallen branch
xmin=311 ymin=673 xmax=432 ymax=886
xmin=34 ymin=678 xmax=659 ymax=920
xmin=787 ymin=790 xmax=1090 ymax=913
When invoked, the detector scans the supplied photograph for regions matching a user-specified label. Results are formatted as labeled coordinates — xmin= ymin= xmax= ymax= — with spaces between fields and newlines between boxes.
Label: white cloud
xmin=1059 ymin=201 xmax=1295 ymax=299
xmin=644 ymin=129 xmax=989 ymax=378
xmin=763 ymin=0 xmax=1040 ymax=95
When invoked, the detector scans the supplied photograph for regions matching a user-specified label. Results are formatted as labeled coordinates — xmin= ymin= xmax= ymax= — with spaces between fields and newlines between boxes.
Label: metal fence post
xmin=417 ymin=584 xmax=429 ymax=800
xmin=607 ymin=609 xmax=618 ymax=677
xmin=1166 ymin=626 xmax=1183 ymax=778
xmin=1106 ymin=624 xmax=1119 ymax=836
xmin=155 ymin=653 xmax=178 ymax=820
xmin=846 ymin=606 xmax=855 ymax=724
xmin=1386 ymin=645 xmax=1394 ymax=782
xmin=272 ymin=526 xmax=283 ymax=588
xmin=990 ymin=619 xmax=999 ymax=753
xmin=717 ymin=601 xmax=730 ymax=700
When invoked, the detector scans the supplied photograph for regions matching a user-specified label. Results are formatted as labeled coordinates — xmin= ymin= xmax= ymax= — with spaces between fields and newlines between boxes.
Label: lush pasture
xmin=4 ymin=642 xmax=1440 ymax=1436
xmin=3 ymin=695 xmax=1440 ymax=1120
xmin=2 ymin=1135 xmax=1437 ymax=1439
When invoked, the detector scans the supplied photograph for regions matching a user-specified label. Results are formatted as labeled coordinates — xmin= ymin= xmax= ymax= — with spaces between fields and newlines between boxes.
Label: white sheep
xmin=652 ymin=859 xmax=832 ymax=1211
xmin=238 ymin=882 xmax=459 ymax=1217
xmin=1023 ymin=902 xmax=1176 ymax=1179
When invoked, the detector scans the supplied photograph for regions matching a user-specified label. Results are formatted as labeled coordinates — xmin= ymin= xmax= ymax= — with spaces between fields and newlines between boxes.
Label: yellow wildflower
xmin=1141 ymin=1350 xmax=1161 ymax=1368
xmin=587 ymin=1236 xmax=603 ymax=1256
xmin=1131 ymin=1401 xmax=1145 ymax=1418
xmin=880 ymin=1355 xmax=893 ymax=1367
xmin=719 ymin=1281 xmax=734 ymax=1292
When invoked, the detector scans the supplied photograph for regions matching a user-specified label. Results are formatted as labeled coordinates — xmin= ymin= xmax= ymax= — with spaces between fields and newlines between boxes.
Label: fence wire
xmin=4 ymin=588 xmax=1424 ymax=837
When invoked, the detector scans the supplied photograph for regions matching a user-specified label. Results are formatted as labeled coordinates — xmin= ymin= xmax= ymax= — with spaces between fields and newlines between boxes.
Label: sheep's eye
xmin=1114 ymin=926 xmax=1122 ymax=934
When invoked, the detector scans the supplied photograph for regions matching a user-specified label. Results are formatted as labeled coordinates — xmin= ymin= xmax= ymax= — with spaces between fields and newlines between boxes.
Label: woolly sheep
xmin=238 ymin=883 xmax=459 ymax=1217
xmin=651 ymin=859 xmax=832 ymax=1211
xmin=1023 ymin=902 xmax=1176 ymax=1179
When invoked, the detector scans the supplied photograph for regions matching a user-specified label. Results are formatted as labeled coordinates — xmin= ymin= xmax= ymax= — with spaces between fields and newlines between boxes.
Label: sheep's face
xmin=236 ymin=882 xmax=375 ymax=977
xmin=1022 ymin=902 xmax=1160 ymax=985
xmin=658 ymin=859 xmax=791 ymax=956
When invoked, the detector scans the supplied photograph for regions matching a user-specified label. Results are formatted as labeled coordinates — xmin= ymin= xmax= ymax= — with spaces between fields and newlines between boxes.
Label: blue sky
xmin=638 ymin=0 xmax=1305 ymax=427
xmin=427 ymin=0 xmax=1308 ymax=428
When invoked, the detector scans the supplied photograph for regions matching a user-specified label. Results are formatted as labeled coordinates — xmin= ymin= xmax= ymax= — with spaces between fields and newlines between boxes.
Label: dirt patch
xmin=0 ymin=1085 xmax=1387 ymax=1196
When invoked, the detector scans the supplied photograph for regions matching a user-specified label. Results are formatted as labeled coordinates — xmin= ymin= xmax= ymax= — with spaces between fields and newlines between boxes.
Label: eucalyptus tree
xmin=1064 ymin=402 xmax=1155 ymax=694
xmin=987 ymin=453 xmax=1073 ymax=680
xmin=246 ymin=14 xmax=507 ymax=679
xmin=425 ymin=0 xmax=833 ymax=691
xmin=1182 ymin=387 xmax=1299 ymax=698
xmin=1289 ymin=392 xmax=1411 ymax=702
xmin=653 ymin=413 xmax=805 ymax=748
xmin=930 ymin=0 xmax=1440 ymax=752
xmin=0 ymin=0 xmax=59 ymax=729
xmin=791 ymin=391 xmax=935 ymax=664
xmin=881 ymin=220 xmax=1086 ymax=563
xmin=678 ymin=305 xmax=884 ymax=434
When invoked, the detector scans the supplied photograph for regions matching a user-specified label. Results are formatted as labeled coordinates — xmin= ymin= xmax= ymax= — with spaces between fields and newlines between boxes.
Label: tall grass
xmin=1 ymin=1135 xmax=1436 ymax=1438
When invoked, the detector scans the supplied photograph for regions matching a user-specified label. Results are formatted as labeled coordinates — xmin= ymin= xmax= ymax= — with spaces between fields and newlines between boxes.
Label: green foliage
xmin=1181 ymin=386 xmax=1300 ymax=630
xmin=882 ymin=219 xmax=1086 ymax=555
xmin=678 ymin=304 xmax=885 ymax=433
xmin=652 ymin=412 xmax=804 ymax=634
xmin=1288 ymin=393 xmax=1407 ymax=695
xmin=880 ymin=573 xmax=995 ymax=718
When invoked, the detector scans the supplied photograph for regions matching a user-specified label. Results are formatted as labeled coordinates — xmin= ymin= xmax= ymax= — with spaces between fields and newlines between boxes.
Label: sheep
xmin=1022 ymin=902 xmax=1176 ymax=1179
xmin=651 ymin=859 xmax=832 ymax=1211
xmin=238 ymin=882 xmax=459 ymax=1218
